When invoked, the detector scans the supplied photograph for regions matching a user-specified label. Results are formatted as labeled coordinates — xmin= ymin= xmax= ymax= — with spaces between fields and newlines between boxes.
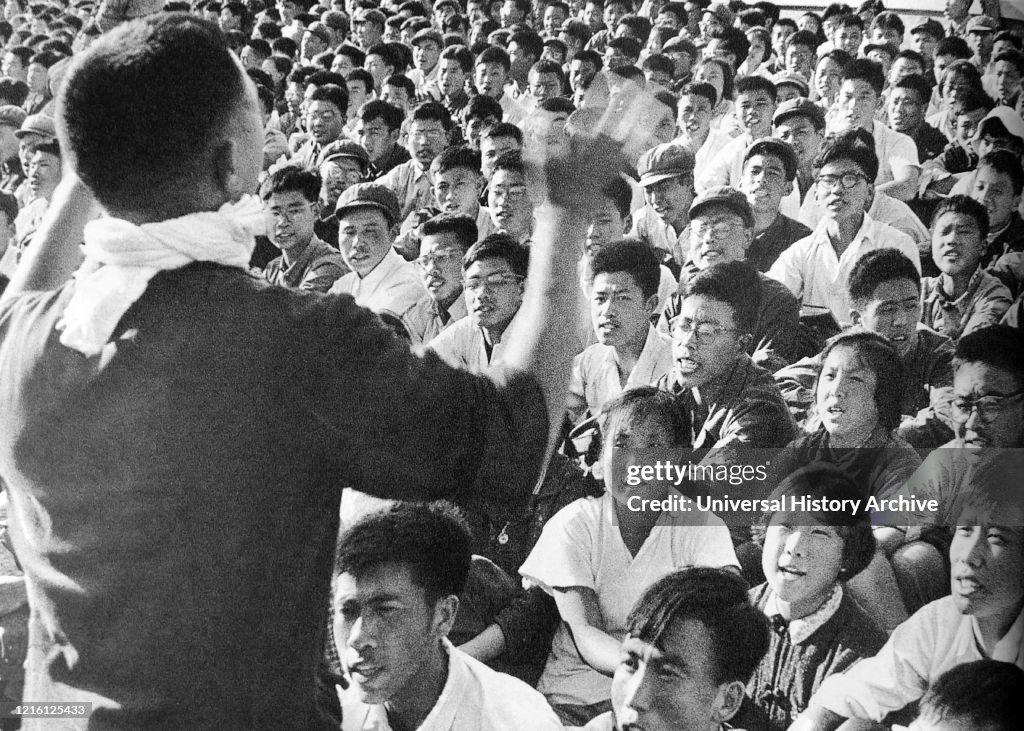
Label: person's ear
xmin=214 ymin=138 xmax=246 ymax=200
xmin=712 ymin=680 xmax=746 ymax=723
xmin=782 ymin=177 xmax=794 ymax=197
xmin=850 ymin=307 xmax=863 ymax=326
xmin=644 ymin=292 xmax=660 ymax=316
xmin=621 ymin=216 xmax=632 ymax=236
xmin=431 ymin=594 xmax=459 ymax=639
xmin=310 ymin=200 xmax=321 ymax=218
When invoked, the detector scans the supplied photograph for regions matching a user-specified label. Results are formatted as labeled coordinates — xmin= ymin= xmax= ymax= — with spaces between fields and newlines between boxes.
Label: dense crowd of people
xmin=0 ymin=0 xmax=1022 ymax=729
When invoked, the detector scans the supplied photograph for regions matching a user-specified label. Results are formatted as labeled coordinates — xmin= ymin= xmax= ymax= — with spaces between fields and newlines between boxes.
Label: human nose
xmin=784 ymin=529 xmax=807 ymax=556
xmin=958 ymin=528 xmax=987 ymax=568
xmin=620 ymin=663 xmax=654 ymax=715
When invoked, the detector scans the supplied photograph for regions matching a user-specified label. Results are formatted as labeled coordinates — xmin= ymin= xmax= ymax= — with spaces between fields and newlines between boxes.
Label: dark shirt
xmin=0 ymin=263 xmax=548 ymax=730
xmin=909 ymin=122 xmax=949 ymax=163
xmin=367 ymin=143 xmax=411 ymax=180
xmin=982 ymin=211 xmax=1024 ymax=269
xmin=749 ymin=214 xmax=812 ymax=273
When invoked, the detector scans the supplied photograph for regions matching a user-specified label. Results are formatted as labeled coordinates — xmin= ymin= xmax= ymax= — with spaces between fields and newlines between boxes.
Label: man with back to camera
xmin=0 ymin=13 xmax=650 ymax=729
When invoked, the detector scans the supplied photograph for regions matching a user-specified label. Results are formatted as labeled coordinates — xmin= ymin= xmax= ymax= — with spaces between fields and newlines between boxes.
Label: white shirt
xmin=630 ymin=206 xmax=690 ymax=270
xmin=823 ymin=120 xmax=920 ymax=187
xmin=427 ymin=309 xmax=522 ymax=373
xmin=766 ymin=212 xmax=920 ymax=327
xmin=696 ymin=131 xmax=754 ymax=192
xmin=570 ymin=326 xmax=674 ymax=413
xmin=797 ymin=190 xmax=931 ymax=253
xmin=688 ymin=128 xmax=736 ymax=194
xmin=520 ymin=493 xmax=738 ymax=706
xmin=340 ymin=639 xmax=563 ymax=730
xmin=328 ymin=247 xmax=426 ymax=316
xmin=802 ymin=596 xmax=1024 ymax=723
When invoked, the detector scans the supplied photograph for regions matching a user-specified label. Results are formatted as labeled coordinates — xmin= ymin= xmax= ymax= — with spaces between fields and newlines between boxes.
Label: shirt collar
xmin=765 ymin=585 xmax=844 ymax=644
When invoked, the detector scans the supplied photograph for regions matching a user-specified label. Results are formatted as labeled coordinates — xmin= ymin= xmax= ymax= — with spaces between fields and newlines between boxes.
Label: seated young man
xmin=333 ymin=501 xmax=563 ymax=730
xmin=773 ymin=97 xmax=827 ymax=205
xmin=402 ymin=214 xmax=477 ymax=348
xmin=793 ymin=451 xmax=1024 ymax=730
xmin=486 ymin=151 xmax=534 ymax=245
xmin=658 ymin=186 xmax=802 ymax=366
xmin=629 ymin=142 xmax=695 ymax=275
xmin=923 ymin=195 xmax=1013 ymax=341
xmin=432 ymin=145 xmax=495 ymax=239
xmin=971 ymin=149 xmax=1024 ymax=299
xmin=657 ymin=260 xmax=797 ymax=463
xmin=776 ymin=248 xmax=956 ymax=449
xmin=355 ymin=99 xmax=410 ymax=180
xmin=428 ymin=233 xmax=527 ymax=372
xmin=261 ymin=164 xmax=348 ymax=293
xmin=672 ymin=82 xmax=734 ymax=191
xmin=379 ymin=101 xmax=454 ymax=221
xmin=909 ymin=659 xmax=1024 ymax=731
xmin=328 ymin=182 xmax=426 ymax=316
xmin=768 ymin=130 xmax=920 ymax=336
xmin=315 ymin=140 xmax=370 ymax=247
xmin=584 ymin=568 xmax=769 ymax=731
xmin=567 ymin=239 xmax=673 ymax=423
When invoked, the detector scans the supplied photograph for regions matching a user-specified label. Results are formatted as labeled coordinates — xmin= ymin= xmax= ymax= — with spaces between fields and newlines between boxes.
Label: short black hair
xmin=476 ymin=45 xmax=511 ymax=72
xmin=816 ymin=129 xmax=879 ymax=182
xmin=616 ymin=14 xmax=652 ymax=45
xmin=892 ymin=73 xmax=931 ymax=106
xmin=954 ymin=325 xmax=1024 ymax=385
xmin=508 ymin=30 xmax=543 ymax=62
xmin=627 ymin=568 xmax=769 ymax=685
xmin=642 ymin=53 xmax=675 ymax=80
xmin=682 ymin=260 xmax=762 ymax=336
xmin=463 ymin=93 xmax=503 ymax=123
xmin=600 ymin=175 xmax=632 ymax=222
xmin=920 ymin=660 xmax=1024 ymax=731
xmin=608 ymin=35 xmax=642 ymax=61
xmin=308 ymin=82 xmax=348 ymax=116
xmin=59 ymin=14 xmax=248 ymax=215
xmin=0 ymin=78 xmax=28 ymax=106
xmin=491 ymin=149 xmax=526 ymax=180
xmin=598 ymin=386 xmax=693 ymax=450
xmin=847 ymin=248 xmax=921 ymax=306
xmin=785 ymin=29 xmax=818 ymax=52
xmin=335 ymin=42 xmax=366 ymax=68
xmin=978 ymin=149 xmax=1024 ymax=197
xmin=935 ymin=36 xmax=971 ymax=60
xmin=358 ymin=99 xmax=404 ymax=131
xmin=334 ymin=501 xmax=472 ymax=605
xmin=819 ymin=331 xmax=905 ymax=430
xmin=588 ymin=238 xmax=660 ymax=299
xmin=433 ymin=145 xmax=481 ymax=179
xmin=679 ymin=81 xmax=718 ymax=108
xmin=420 ymin=214 xmax=478 ymax=252
xmin=744 ymin=138 xmax=797 ymax=181
xmin=708 ymin=26 xmax=750 ymax=66
xmin=366 ymin=42 xmax=404 ymax=73
xmin=735 ymin=74 xmax=777 ymax=101
xmin=463 ymin=232 xmax=529 ymax=278
xmin=411 ymin=100 xmax=453 ymax=132
xmin=439 ymin=43 xmax=474 ymax=72
xmin=931 ymin=194 xmax=990 ymax=242
xmin=0 ymin=191 xmax=17 ymax=225
xmin=260 ymin=164 xmax=320 ymax=202
xmin=953 ymin=87 xmax=994 ymax=116
xmin=538 ymin=96 xmax=575 ymax=115
xmin=842 ymin=57 xmax=885 ymax=96
xmin=482 ymin=121 xmax=523 ymax=145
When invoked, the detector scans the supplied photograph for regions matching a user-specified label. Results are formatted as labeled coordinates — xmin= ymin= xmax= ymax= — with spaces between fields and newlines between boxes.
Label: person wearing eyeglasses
xmin=767 ymin=131 xmax=920 ymax=336
xmin=428 ymin=233 xmax=528 ymax=371
xmin=261 ymin=164 xmax=348 ymax=294
xmin=378 ymin=101 xmax=453 ymax=222
xmin=403 ymin=214 xmax=477 ymax=348
xmin=487 ymin=151 xmax=535 ymax=245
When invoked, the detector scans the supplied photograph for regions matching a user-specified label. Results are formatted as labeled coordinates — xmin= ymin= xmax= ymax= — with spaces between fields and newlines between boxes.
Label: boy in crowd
xmin=887 ymin=74 xmax=949 ymax=164
xmin=773 ymin=97 xmax=826 ymax=204
xmin=480 ymin=122 xmax=523 ymax=181
xmin=293 ymin=83 xmax=348 ymax=171
xmin=315 ymin=140 xmax=370 ymax=245
xmin=567 ymin=239 xmax=673 ymax=421
xmin=674 ymin=82 xmax=733 ymax=189
xmin=487 ymin=151 xmax=534 ymax=245
xmin=333 ymin=501 xmax=562 ymax=730
xmin=474 ymin=46 xmax=526 ymax=125
xmin=910 ymin=660 xmax=1023 ymax=731
xmin=971 ymin=149 xmax=1024 ymax=297
xmin=768 ymin=131 xmax=920 ymax=332
xmin=432 ymin=145 xmax=495 ymax=239
xmin=630 ymin=142 xmax=695 ymax=275
xmin=437 ymin=44 xmax=474 ymax=118
xmin=355 ymin=100 xmax=410 ymax=180
xmin=328 ymin=182 xmax=425 ymax=315
xmin=429 ymin=234 xmax=528 ymax=372
xmin=403 ymin=214 xmax=476 ymax=348
xmin=379 ymin=101 xmax=453 ymax=221
xmin=261 ymin=165 xmax=347 ymax=293
xmin=923 ymin=195 xmax=1013 ymax=341
xmin=989 ymin=49 xmax=1024 ymax=117
xmin=698 ymin=76 xmax=778 ymax=193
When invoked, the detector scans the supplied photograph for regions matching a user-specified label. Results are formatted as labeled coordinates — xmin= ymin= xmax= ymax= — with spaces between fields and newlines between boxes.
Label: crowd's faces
xmin=887 ymin=86 xmax=926 ymax=134
xmin=25 ymin=62 xmax=46 ymax=95
xmin=414 ymin=40 xmax=442 ymax=75
xmin=835 ymin=78 xmax=878 ymax=132
xmin=798 ymin=13 xmax=821 ymax=35
xmin=952 ymin=107 xmax=986 ymax=153
xmin=992 ymin=38 xmax=1017 ymax=61
xmin=467 ymin=0 xmax=491 ymax=24
xmin=240 ymin=45 xmax=262 ymax=71
xmin=347 ymin=79 xmax=372 ymax=118
xmin=591 ymin=270 xmax=657 ymax=350
xmin=967 ymin=31 xmax=994 ymax=63
xmin=910 ymin=31 xmax=939 ymax=65
xmin=949 ymin=525 xmax=1024 ymax=632
xmin=785 ymin=42 xmax=814 ymax=80
xmin=582 ymin=1 xmax=603 ymax=32
xmin=613 ymin=618 xmax=738 ymax=731
xmin=667 ymin=48 xmax=693 ymax=80
xmin=814 ymin=56 xmax=843 ymax=104
xmin=528 ymin=69 xmax=563 ymax=101
xmin=416 ymin=231 xmax=466 ymax=307
xmin=644 ymin=67 xmax=673 ymax=90
xmin=464 ymin=113 xmax=498 ymax=149
xmin=16 ymin=133 xmax=41 ymax=173
xmin=365 ymin=54 xmax=392 ymax=90
xmin=508 ymin=40 xmax=537 ymax=83
xmin=437 ymin=58 xmax=467 ymax=98
xmin=971 ymin=165 xmax=1022 ymax=232
xmin=464 ymin=255 xmax=525 ymax=333
xmin=356 ymin=20 xmax=384 ymax=50
xmin=500 ymin=0 xmax=525 ymax=27
xmin=409 ymin=118 xmax=449 ymax=169
xmin=475 ymin=61 xmax=508 ymax=99
xmin=568 ymin=57 xmax=598 ymax=92
xmin=677 ymin=92 xmax=714 ymax=144
xmin=531 ymin=108 xmax=570 ymax=155
xmin=736 ymin=89 xmax=775 ymax=139
xmin=306 ymin=100 xmax=345 ymax=146
xmin=746 ymin=32 xmax=767 ymax=67
xmin=671 ymin=294 xmax=744 ymax=389
xmin=433 ymin=165 xmax=482 ymax=216
xmin=301 ymin=31 xmax=327 ymax=60
xmin=835 ymin=25 xmax=863 ymax=57
xmin=762 ymin=515 xmax=845 ymax=619
xmin=644 ymin=175 xmax=693 ymax=231
xmin=26 ymin=148 xmax=60 ymax=202
xmin=585 ymin=197 xmax=628 ymax=255
xmin=543 ymin=5 xmax=567 ymax=36
xmin=266 ymin=189 xmax=317 ymax=252
xmin=699 ymin=11 xmax=725 ymax=40
xmin=338 ymin=207 xmax=394 ymax=276
xmin=319 ymin=158 xmax=363 ymax=210
xmin=693 ymin=63 xmax=725 ymax=109
xmin=952 ymin=361 xmax=1024 ymax=448
xmin=992 ymin=59 xmax=1023 ymax=105
xmin=542 ymin=43 xmax=567 ymax=65
xmin=771 ymin=24 xmax=794 ymax=62
xmin=332 ymin=53 xmax=356 ymax=78
xmin=488 ymin=167 xmax=533 ymax=237
xmin=334 ymin=564 xmax=450 ymax=710
xmin=604 ymin=44 xmax=633 ymax=71
xmin=690 ymin=206 xmax=751 ymax=270
xmin=741 ymin=153 xmax=793 ymax=218
xmin=851 ymin=278 xmax=920 ymax=358
xmin=355 ymin=117 xmax=396 ymax=163
xmin=816 ymin=344 xmax=881 ymax=444
xmin=382 ymin=84 xmax=411 ymax=112
xmin=931 ymin=210 xmax=984 ymax=283
xmin=278 ymin=0 xmax=301 ymax=24
xmin=657 ymin=8 xmax=682 ymax=31
xmin=480 ymin=134 xmax=520 ymax=179
xmin=889 ymin=57 xmax=924 ymax=87
xmin=776 ymin=83 xmax=802 ymax=105
xmin=870 ymin=26 xmax=902 ymax=47
xmin=604 ymin=2 xmax=629 ymax=34
xmin=819 ymin=159 xmax=871 ymax=223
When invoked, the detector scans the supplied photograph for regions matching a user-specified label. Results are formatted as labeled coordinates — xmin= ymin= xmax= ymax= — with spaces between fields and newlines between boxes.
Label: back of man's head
xmin=918 ymin=660 xmax=1024 ymax=731
xmin=59 ymin=14 xmax=250 ymax=218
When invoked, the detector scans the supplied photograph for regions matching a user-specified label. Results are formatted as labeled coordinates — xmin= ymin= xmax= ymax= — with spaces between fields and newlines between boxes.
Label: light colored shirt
xmin=428 ymin=309 xmax=521 ymax=373
xmin=408 ymin=65 xmax=441 ymax=101
xmin=766 ymin=212 xmax=920 ymax=327
xmin=803 ymin=596 xmax=1024 ymax=723
xmin=821 ymin=120 xmax=920 ymax=187
xmin=263 ymin=234 xmax=348 ymax=293
xmin=569 ymin=326 xmax=674 ymax=413
xmin=379 ymin=159 xmax=435 ymax=221
xmin=340 ymin=639 xmax=563 ymax=731
xmin=696 ymin=131 xmax=753 ymax=192
xmin=520 ymin=492 xmax=738 ymax=706
xmin=630 ymin=206 xmax=690 ymax=271
xmin=328 ymin=247 xmax=426 ymax=316
xmin=921 ymin=268 xmax=1013 ymax=341
xmin=402 ymin=292 xmax=469 ymax=348
xmin=688 ymin=128 xmax=735 ymax=194
xmin=797 ymin=190 xmax=930 ymax=254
